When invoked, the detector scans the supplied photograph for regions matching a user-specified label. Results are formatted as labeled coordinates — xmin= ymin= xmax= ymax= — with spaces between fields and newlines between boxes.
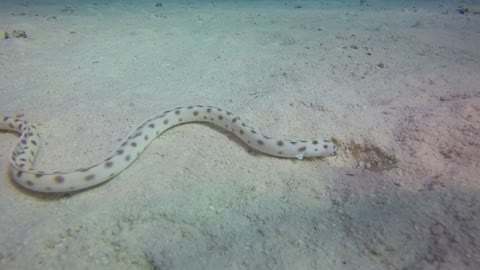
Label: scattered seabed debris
xmin=2 ymin=30 xmax=27 ymax=40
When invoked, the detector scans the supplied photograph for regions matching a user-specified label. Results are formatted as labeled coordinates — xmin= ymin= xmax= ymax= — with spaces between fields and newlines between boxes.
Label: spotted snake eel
xmin=1 ymin=105 xmax=336 ymax=193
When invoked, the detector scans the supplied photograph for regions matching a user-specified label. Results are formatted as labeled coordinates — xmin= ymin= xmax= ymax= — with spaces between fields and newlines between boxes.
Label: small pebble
xmin=12 ymin=30 xmax=27 ymax=38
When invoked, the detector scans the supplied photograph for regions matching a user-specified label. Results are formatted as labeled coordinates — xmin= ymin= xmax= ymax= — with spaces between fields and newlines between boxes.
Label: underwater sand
xmin=0 ymin=0 xmax=479 ymax=269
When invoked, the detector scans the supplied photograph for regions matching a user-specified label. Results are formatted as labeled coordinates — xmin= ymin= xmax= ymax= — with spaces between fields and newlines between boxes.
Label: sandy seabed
xmin=0 ymin=0 xmax=479 ymax=269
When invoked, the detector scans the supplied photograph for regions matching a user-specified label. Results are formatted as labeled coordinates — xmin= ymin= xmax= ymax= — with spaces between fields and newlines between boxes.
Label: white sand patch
xmin=1 ymin=0 xmax=479 ymax=269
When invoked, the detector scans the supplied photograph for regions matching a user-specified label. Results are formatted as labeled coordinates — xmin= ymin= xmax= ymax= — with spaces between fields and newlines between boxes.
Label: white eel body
xmin=0 ymin=105 xmax=336 ymax=193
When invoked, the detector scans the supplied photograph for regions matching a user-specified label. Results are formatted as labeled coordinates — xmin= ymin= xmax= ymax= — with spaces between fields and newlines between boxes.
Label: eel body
xmin=0 ymin=105 xmax=336 ymax=193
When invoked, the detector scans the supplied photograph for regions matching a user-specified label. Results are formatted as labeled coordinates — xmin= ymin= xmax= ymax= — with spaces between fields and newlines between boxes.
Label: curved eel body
xmin=0 ymin=106 xmax=336 ymax=193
